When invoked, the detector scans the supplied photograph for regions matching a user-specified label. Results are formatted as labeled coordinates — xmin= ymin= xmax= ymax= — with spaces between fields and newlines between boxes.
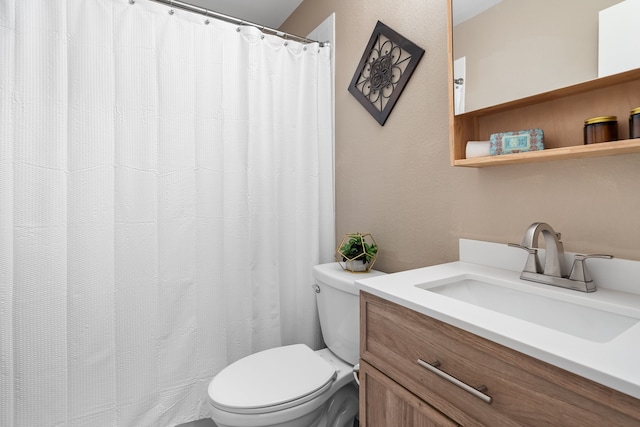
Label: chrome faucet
xmin=520 ymin=222 xmax=567 ymax=277
xmin=509 ymin=222 xmax=613 ymax=293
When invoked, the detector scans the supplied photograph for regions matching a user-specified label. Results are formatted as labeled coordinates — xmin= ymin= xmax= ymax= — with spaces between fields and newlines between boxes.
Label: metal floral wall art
xmin=348 ymin=21 xmax=424 ymax=126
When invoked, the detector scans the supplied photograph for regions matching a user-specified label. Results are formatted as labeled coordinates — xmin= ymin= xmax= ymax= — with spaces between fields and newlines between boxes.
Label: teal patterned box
xmin=489 ymin=128 xmax=544 ymax=155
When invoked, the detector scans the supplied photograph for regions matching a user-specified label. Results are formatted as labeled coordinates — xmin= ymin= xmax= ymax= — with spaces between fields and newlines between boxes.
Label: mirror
xmin=452 ymin=0 xmax=628 ymax=114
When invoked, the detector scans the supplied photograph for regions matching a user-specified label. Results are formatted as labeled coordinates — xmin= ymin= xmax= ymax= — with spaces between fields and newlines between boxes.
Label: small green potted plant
xmin=335 ymin=232 xmax=378 ymax=273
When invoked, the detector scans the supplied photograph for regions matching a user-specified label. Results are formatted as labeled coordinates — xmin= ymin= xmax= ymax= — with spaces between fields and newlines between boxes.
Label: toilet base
xmin=321 ymin=383 xmax=359 ymax=427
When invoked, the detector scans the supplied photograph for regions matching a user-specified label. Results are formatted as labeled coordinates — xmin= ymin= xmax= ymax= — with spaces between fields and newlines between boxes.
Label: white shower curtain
xmin=0 ymin=0 xmax=334 ymax=425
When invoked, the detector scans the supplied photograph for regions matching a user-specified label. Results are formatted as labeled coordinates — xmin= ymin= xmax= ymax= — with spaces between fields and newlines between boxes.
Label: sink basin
xmin=417 ymin=275 xmax=639 ymax=343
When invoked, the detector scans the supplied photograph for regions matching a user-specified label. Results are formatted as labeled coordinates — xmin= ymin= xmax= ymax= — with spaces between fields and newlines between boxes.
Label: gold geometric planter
xmin=335 ymin=232 xmax=378 ymax=273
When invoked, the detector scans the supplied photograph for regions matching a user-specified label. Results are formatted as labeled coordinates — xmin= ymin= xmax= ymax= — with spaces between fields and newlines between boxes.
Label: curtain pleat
xmin=0 ymin=0 xmax=334 ymax=425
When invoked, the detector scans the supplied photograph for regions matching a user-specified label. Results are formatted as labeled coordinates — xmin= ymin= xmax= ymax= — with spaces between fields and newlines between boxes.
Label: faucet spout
xmin=520 ymin=222 xmax=567 ymax=278
xmin=509 ymin=222 xmax=613 ymax=292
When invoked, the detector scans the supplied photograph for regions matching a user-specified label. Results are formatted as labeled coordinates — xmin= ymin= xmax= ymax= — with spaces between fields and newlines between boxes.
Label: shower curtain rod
xmin=146 ymin=0 xmax=329 ymax=47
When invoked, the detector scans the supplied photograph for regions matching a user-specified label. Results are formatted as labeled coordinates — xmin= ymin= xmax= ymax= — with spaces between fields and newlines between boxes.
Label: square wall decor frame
xmin=348 ymin=21 xmax=425 ymax=126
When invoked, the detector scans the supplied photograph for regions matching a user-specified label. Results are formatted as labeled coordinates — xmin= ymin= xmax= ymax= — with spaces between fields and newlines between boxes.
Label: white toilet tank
xmin=312 ymin=263 xmax=385 ymax=365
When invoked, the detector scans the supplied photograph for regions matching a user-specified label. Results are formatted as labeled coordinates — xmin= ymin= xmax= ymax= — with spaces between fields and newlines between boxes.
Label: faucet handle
xmin=508 ymin=243 xmax=537 ymax=253
xmin=576 ymin=254 xmax=613 ymax=260
xmin=508 ymin=243 xmax=539 ymax=273
xmin=568 ymin=254 xmax=613 ymax=285
xmin=574 ymin=253 xmax=613 ymax=261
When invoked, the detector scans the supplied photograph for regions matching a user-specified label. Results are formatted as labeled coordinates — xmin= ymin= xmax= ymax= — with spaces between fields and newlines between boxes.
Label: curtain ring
xmin=168 ymin=0 xmax=174 ymax=15
xmin=204 ymin=9 xmax=210 ymax=25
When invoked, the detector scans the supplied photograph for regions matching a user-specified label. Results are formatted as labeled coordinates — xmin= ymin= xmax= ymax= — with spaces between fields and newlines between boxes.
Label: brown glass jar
xmin=584 ymin=116 xmax=618 ymax=144
xmin=630 ymin=107 xmax=640 ymax=139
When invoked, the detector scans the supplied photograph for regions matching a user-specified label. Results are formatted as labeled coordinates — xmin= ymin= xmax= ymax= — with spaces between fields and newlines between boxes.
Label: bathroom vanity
xmin=359 ymin=293 xmax=640 ymax=426
xmin=356 ymin=239 xmax=640 ymax=426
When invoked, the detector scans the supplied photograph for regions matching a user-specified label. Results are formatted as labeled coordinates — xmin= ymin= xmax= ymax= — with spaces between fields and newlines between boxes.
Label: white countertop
xmin=355 ymin=239 xmax=640 ymax=400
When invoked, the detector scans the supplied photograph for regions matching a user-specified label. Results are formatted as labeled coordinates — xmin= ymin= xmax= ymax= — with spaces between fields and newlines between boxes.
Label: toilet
xmin=207 ymin=262 xmax=385 ymax=427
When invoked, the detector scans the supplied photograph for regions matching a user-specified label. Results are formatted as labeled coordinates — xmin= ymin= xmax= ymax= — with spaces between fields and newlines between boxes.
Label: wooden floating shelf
xmin=450 ymin=68 xmax=640 ymax=168
xmin=454 ymin=139 xmax=640 ymax=168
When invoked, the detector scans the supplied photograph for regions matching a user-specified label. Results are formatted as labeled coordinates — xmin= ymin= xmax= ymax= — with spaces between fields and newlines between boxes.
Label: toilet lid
xmin=208 ymin=344 xmax=336 ymax=414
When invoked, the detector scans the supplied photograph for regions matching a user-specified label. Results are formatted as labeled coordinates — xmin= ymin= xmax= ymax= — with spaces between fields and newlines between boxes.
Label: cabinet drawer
xmin=360 ymin=292 xmax=640 ymax=426
xmin=359 ymin=360 xmax=459 ymax=427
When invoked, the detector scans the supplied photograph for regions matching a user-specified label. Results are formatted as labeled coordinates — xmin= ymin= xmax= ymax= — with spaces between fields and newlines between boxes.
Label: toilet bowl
xmin=207 ymin=263 xmax=385 ymax=427
xmin=208 ymin=346 xmax=358 ymax=427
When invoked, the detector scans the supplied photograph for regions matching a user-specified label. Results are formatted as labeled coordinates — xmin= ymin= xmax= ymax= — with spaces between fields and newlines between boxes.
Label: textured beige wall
xmin=281 ymin=0 xmax=640 ymax=273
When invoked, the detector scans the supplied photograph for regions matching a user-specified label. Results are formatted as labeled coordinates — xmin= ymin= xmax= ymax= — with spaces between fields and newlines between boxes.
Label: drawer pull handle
xmin=417 ymin=359 xmax=493 ymax=404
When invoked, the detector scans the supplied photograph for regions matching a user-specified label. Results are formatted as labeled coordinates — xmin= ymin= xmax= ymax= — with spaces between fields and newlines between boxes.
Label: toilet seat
xmin=208 ymin=344 xmax=337 ymax=415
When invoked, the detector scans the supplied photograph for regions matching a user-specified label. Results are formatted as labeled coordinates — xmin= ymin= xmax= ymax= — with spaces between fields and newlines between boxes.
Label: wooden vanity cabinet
xmin=359 ymin=292 xmax=640 ymax=426
xmin=359 ymin=360 xmax=459 ymax=427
